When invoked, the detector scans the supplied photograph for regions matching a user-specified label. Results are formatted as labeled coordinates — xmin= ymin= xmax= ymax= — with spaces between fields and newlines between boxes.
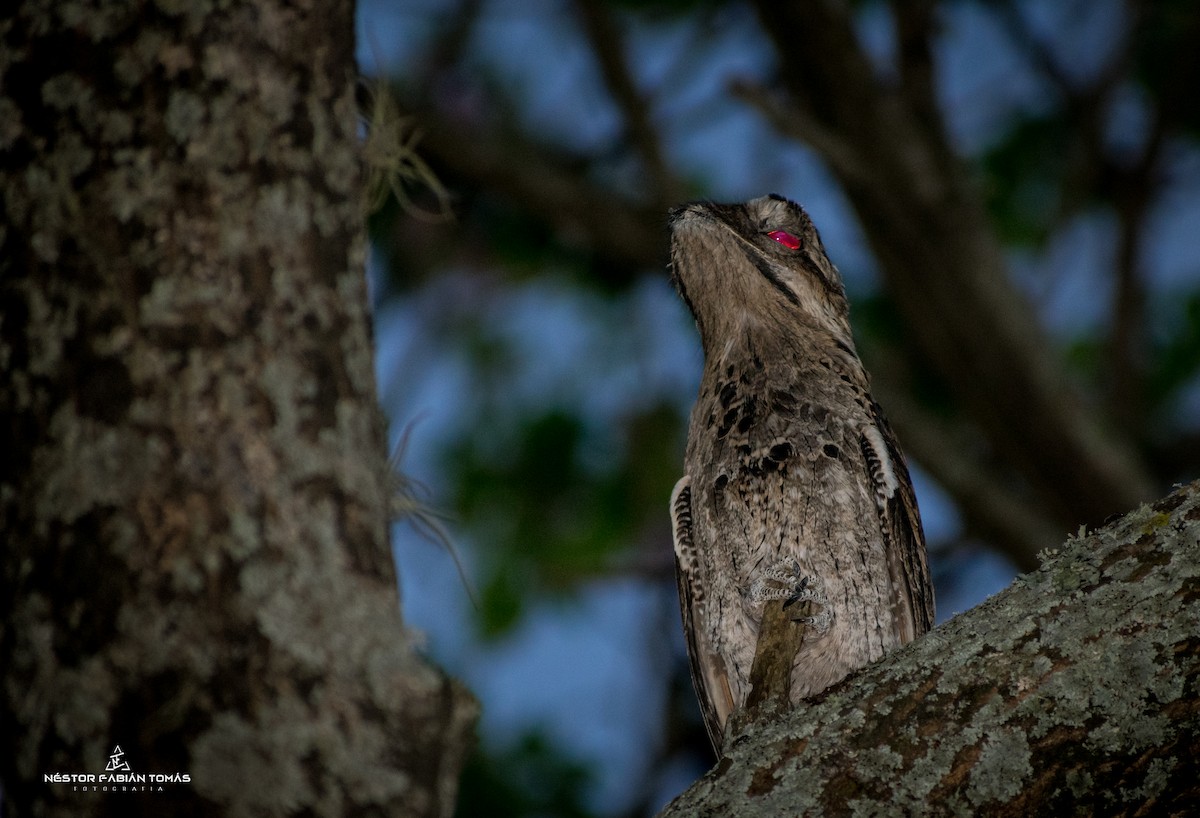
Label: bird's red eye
xmin=767 ymin=230 xmax=802 ymax=250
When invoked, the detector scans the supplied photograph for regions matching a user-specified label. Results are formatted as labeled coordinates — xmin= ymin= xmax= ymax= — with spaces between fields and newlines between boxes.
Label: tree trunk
xmin=0 ymin=1 xmax=475 ymax=816
xmin=659 ymin=482 xmax=1200 ymax=815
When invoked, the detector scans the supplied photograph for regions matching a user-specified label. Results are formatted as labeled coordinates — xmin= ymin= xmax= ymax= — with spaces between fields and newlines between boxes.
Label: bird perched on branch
xmin=668 ymin=194 xmax=935 ymax=755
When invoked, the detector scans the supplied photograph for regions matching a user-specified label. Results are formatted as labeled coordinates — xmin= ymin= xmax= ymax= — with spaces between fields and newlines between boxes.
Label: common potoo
xmin=669 ymin=194 xmax=934 ymax=755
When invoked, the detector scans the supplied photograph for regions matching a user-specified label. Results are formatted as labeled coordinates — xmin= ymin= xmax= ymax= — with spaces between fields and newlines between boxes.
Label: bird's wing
xmin=859 ymin=409 xmax=936 ymax=642
xmin=671 ymin=476 xmax=734 ymax=754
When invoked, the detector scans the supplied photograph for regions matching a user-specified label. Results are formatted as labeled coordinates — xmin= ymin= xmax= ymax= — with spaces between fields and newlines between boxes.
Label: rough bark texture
xmin=0 ymin=1 xmax=476 ymax=816
xmin=659 ymin=481 xmax=1200 ymax=816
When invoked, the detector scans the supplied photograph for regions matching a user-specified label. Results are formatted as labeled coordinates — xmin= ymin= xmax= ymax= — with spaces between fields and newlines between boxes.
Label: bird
xmin=668 ymin=194 xmax=935 ymax=755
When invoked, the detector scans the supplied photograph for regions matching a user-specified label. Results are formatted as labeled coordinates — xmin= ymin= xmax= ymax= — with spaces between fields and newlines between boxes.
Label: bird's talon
xmin=749 ymin=561 xmax=826 ymax=610
xmin=792 ymin=610 xmax=833 ymax=634
xmin=782 ymin=575 xmax=812 ymax=608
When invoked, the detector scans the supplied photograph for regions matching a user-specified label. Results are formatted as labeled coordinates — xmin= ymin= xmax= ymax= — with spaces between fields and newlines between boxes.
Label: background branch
xmin=889 ymin=0 xmax=941 ymax=136
xmin=573 ymin=0 xmax=680 ymax=204
xmin=402 ymin=102 xmax=667 ymax=278
xmin=868 ymin=379 xmax=1063 ymax=570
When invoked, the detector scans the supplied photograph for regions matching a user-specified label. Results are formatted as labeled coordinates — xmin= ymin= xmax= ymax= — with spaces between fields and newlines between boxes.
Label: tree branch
xmin=729 ymin=79 xmax=873 ymax=188
xmin=660 ymin=481 xmax=1200 ymax=814
xmin=868 ymin=379 xmax=1064 ymax=570
xmin=573 ymin=0 xmax=679 ymax=204
xmin=889 ymin=0 xmax=941 ymax=137
xmin=1108 ymin=105 xmax=1166 ymax=430
xmin=401 ymin=101 xmax=667 ymax=278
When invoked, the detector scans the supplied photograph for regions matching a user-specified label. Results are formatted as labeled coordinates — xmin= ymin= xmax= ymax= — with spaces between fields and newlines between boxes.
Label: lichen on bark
xmin=0 ymin=1 xmax=476 ymax=816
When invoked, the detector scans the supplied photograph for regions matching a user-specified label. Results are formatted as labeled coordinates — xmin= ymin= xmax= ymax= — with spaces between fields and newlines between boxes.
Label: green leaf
xmin=455 ymin=731 xmax=597 ymax=818
xmin=978 ymin=113 xmax=1069 ymax=247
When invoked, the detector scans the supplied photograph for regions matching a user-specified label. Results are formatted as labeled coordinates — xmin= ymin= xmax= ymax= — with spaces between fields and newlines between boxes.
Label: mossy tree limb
xmin=660 ymin=483 xmax=1200 ymax=815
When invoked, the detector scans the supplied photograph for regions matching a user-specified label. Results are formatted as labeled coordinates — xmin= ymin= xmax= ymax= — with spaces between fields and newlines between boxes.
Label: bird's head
xmin=669 ymin=194 xmax=851 ymax=353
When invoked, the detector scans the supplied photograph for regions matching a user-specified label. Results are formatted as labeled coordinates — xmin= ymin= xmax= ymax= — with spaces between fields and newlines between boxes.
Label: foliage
xmin=455 ymin=732 xmax=598 ymax=818
xmin=448 ymin=397 xmax=683 ymax=636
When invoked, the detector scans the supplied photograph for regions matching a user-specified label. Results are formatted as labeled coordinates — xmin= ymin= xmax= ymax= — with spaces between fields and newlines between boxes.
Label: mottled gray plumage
xmin=669 ymin=194 xmax=935 ymax=754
